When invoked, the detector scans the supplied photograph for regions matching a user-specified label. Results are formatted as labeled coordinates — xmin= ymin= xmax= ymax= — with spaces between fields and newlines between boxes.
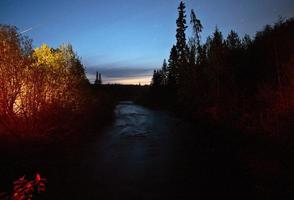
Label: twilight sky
xmin=1 ymin=0 xmax=293 ymax=84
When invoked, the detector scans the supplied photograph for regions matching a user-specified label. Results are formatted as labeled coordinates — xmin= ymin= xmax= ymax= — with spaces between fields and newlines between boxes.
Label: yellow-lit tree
xmin=1 ymin=25 xmax=89 ymax=136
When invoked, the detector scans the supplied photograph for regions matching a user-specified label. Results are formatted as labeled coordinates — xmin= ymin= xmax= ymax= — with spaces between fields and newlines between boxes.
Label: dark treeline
xmin=95 ymin=84 xmax=149 ymax=102
xmin=151 ymin=1 xmax=294 ymax=136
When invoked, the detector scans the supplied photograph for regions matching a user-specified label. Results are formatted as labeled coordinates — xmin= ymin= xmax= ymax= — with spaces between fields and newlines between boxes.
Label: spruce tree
xmin=161 ymin=59 xmax=168 ymax=86
xmin=226 ymin=30 xmax=241 ymax=50
xmin=167 ymin=45 xmax=178 ymax=88
xmin=190 ymin=9 xmax=203 ymax=64
xmin=176 ymin=1 xmax=188 ymax=65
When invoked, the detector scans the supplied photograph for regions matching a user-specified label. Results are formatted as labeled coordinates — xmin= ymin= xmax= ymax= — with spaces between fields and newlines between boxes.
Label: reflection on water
xmin=114 ymin=101 xmax=150 ymax=137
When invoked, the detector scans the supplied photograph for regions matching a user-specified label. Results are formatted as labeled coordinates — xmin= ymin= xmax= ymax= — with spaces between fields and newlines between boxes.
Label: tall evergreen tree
xmin=188 ymin=38 xmax=197 ymax=65
xmin=242 ymin=34 xmax=252 ymax=49
xmin=226 ymin=30 xmax=241 ymax=50
xmin=161 ymin=59 xmax=168 ymax=86
xmin=207 ymin=27 xmax=224 ymax=65
xmin=198 ymin=44 xmax=208 ymax=66
xmin=206 ymin=27 xmax=225 ymax=107
xmin=175 ymin=1 xmax=189 ymax=104
xmin=176 ymin=1 xmax=188 ymax=65
xmin=167 ymin=45 xmax=178 ymax=88
xmin=190 ymin=9 xmax=203 ymax=64
xmin=151 ymin=70 xmax=163 ymax=88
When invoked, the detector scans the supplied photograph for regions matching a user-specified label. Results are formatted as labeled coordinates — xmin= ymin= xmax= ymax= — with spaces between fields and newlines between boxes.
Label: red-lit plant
xmin=11 ymin=173 xmax=46 ymax=200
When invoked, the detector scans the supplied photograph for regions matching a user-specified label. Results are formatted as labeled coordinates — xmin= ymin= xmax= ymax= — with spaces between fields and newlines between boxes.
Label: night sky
xmin=1 ymin=0 xmax=293 ymax=84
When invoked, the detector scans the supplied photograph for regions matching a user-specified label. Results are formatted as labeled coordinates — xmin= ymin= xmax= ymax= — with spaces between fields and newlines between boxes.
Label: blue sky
xmin=1 ymin=0 xmax=293 ymax=84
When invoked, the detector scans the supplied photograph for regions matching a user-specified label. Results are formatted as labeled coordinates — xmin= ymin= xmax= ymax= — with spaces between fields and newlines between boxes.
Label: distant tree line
xmin=151 ymin=1 xmax=294 ymax=135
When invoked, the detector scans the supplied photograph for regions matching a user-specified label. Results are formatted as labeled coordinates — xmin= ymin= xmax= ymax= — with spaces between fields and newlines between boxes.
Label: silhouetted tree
xmin=175 ymin=1 xmax=193 ymax=106
xmin=206 ymin=27 xmax=225 ymax=112
xmin=151 ymin=70 xmax=162 ymax=88
xmin=161 ymin=59 xmax=168 ymax=86
xmin=242 ymin=34 xmax=252 ymax=49
xmin=190 ymin=9 xmax=203 ymax=64
xmin=94 ymin=72 xmax=102 ymax=85
xmin=188 ymin=38 xmax=197 ymax=65
xmin=226 ymin=30 xmax=241 ymax=50
xmin=176 ymin=1 xmax=188 ymax=65
xmin=151 ymin=2 xmax=294 ymax=134
xmin=167 ymin=45 xmax=178 ymax=90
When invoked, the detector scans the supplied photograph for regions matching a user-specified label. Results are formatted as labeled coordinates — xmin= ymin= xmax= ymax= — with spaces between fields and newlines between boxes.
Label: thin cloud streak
xmin=19 ymin=23 xmax=44 ymax=34
xmin=20 ymin=27 xmax=33 ymax=34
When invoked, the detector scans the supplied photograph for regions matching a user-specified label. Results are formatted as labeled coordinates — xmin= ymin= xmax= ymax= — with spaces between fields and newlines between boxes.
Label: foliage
xmin=0 ymin=25 xmax=91 ymax=137
xmin=176 ymin=1 xmax=188 ymax=65
xmin=12 ymin=173 xmax=46 ymax=200
xmin=151 ymin=1 xmax=294 ymax=136
xmin=0 ymin=25 xmax=31 ymax=121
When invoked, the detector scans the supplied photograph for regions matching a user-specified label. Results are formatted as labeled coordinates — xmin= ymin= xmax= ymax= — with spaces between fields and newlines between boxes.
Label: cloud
xmin=86 ymin=66 xmax=154 ymax=78
xmin=86 ymin=66 xmax=153 ymax=85
xmin=98 ymin=76 xmax=151 ymax=85
xmin=82 ymin=52 xmax=160 ymax=85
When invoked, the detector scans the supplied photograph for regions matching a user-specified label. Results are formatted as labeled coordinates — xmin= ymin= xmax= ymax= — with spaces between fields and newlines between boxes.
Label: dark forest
xmin=1 ymin=1 xmax=294 ymax=199
xmin=151 ymin=2 xmax=294 ymax=137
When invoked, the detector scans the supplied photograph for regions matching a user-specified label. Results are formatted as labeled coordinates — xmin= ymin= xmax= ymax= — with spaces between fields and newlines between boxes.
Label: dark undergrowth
xmin=133 ymin=80 xmax=294 ymax=199
xmin=0 ymin=86 xmax=116 ymax=199
xmin=139 ymin=94 xmax=294 ymax=199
